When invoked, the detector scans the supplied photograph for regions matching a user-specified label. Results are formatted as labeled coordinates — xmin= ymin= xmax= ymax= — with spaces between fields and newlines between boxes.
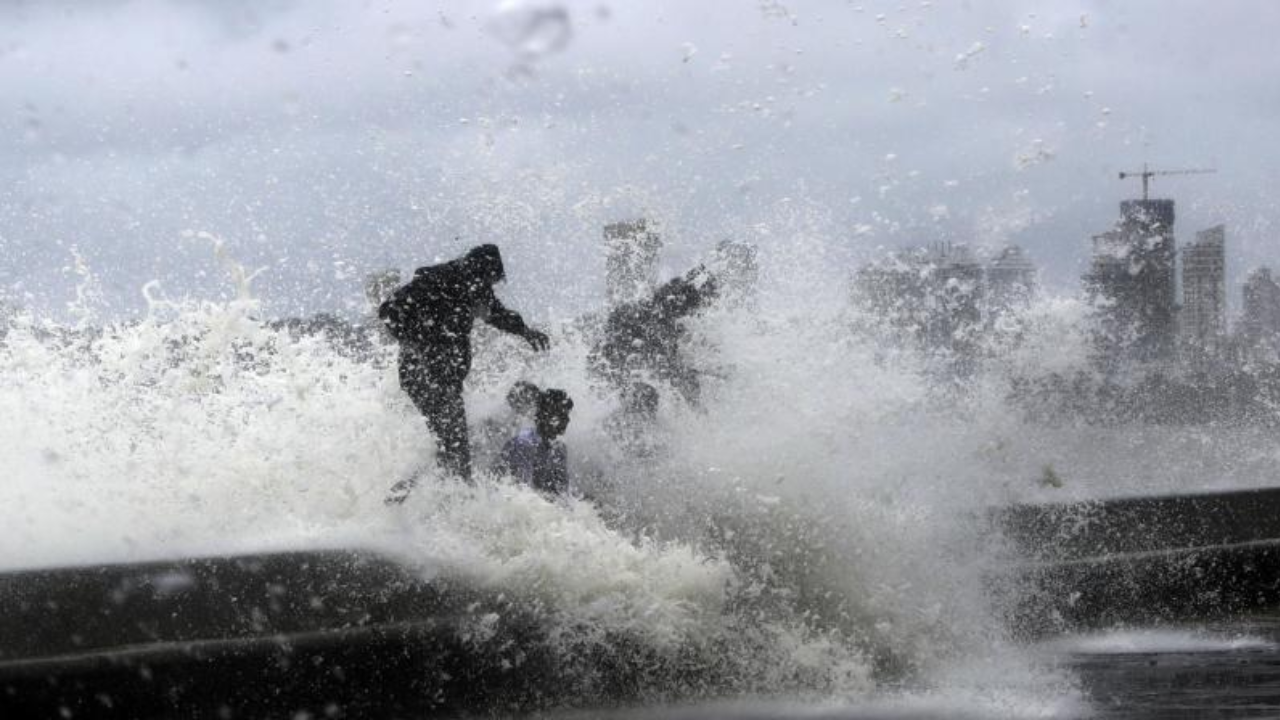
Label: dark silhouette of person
xmin=496 ymin=388 xmax=574 ymax=496
xmin=507 ymin=379 xmax=543 ymax=416
xmin=380 ymin=244 xmax=548 ymax=491
xmin=591 ymin=266 xmax=717 ymax=405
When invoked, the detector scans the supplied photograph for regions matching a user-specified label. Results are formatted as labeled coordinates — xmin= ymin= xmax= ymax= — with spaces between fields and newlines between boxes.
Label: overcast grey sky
xmin=1 ymin=0 xmax=1276 ymax=320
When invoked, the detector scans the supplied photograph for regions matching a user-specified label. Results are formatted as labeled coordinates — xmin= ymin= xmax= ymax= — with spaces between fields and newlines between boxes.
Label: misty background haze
xmin=1 ymin=0 xmax=1276 ymax=321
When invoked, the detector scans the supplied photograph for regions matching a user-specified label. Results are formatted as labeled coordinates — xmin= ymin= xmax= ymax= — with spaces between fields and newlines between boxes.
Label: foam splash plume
xmin=3 ymin=232 xmax=1274 ymax=714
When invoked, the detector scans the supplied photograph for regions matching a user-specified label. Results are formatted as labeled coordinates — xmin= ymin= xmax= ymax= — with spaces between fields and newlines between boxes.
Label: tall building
xmin=1084 ymin=199 xmax=1178 ymax=365
xmin=0 ymin=296 xmax=12 ymax=339
xmin=987 ymin=244 xmax=1038 ymax=309
xmin=1241 ymin=267 xmax=1280 ymax=356
xmin=1179 ymin=224 xmax=1226 ymax=360
xmin=710 ymin=239 xmax=760 ymax=310
xmin=919 ymin=243 xmax=985 ymax=350
xmin=852 ymin=246 xmax=936 ymax=331
xmin=604 ymin=219 xmax=662 ymax=307
xmin=851 ymin=242 xmax=1035 ymax=358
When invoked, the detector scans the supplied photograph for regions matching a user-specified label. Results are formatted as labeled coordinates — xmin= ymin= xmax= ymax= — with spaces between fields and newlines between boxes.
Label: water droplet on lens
xmin=489 ymin=0 xmax=573 ymax=61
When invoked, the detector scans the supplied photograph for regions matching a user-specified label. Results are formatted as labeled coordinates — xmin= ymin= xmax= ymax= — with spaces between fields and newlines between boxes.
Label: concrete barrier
xmin=9 ymin=489 xmax=1280 ymax=714
xmin=0 ymin=549 xmax=560 ymax=718
xmin=994 ymin=487 xmax=1280 ymax=635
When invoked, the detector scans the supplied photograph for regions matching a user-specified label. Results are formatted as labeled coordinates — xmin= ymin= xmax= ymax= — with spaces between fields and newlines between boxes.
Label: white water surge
xmin=0 ymin=241 xmax=1273 ymax=713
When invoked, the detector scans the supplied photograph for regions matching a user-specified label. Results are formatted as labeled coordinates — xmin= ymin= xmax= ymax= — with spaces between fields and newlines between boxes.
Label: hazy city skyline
xmin=1 ymin=0 xmax=1277 ymax=320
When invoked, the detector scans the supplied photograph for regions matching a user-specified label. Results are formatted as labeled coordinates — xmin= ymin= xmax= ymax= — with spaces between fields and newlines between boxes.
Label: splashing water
xmin=4 ymin=231 xmax=1274 ymax=713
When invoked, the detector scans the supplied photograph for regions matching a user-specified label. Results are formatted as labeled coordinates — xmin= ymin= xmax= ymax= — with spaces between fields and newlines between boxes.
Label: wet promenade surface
xmin=1062 ymin=614 xmax=1280 ymax=719
xmin=557 ymin=614 xmax=1280 ymax=720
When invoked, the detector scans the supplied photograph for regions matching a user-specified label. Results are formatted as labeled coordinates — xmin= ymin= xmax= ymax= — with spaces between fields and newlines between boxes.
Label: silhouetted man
xmin=380 ymin=244 xmax=548 ymax=489
xmin=591 ymin=266 xmax=717 ymax=405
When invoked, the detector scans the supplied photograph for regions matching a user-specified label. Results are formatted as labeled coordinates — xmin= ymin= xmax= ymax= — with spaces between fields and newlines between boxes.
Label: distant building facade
xmin=710 ymin=239 xmax=760 ymax=310
xmin=604 ymin=219 xmax=662 ymax=307
xmin=1240 ymin=267 xmax=1280 ymax=360
xmin=1179 ymin=224 xmax=1227 ymax=361
xmin=1084 ymin=199 xmax=1178 ymax=366
xmin=987 ymin=244 xmax=1038 ymax=309
xmin=364 ymin=269 xmax=402 ymax=311
xmin=852 ymin=242 xmax=1036 ymax=357
xmin=0 ymin=296 xmax=12 ymax=339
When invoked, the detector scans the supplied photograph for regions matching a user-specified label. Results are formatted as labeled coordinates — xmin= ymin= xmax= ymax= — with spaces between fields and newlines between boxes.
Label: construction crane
xmin=1119 ymin=163 xmax=1216 ymax=201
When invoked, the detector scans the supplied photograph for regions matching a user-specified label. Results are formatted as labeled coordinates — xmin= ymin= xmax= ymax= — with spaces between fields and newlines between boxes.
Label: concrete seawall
xmin=995 ymin=487 xmax=1280 ymax=635
xmin=7 ymin=487 xmax=1280 ymax=714
xmin=0 ymin=549 xmax=560 ymax=718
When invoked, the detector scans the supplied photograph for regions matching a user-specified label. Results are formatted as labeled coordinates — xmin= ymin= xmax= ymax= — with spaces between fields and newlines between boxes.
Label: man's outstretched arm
xmin=485 ymin=294 xmax=549 ymax=351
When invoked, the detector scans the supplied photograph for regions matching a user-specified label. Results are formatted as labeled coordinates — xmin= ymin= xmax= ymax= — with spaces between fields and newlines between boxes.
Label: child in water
xmin=495 ymin=389 xmax=574 ymax=496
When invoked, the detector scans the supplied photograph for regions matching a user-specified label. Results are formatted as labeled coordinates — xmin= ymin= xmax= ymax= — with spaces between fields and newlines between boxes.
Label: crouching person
xmin=495 ymin=389 xmax=574 ymax=497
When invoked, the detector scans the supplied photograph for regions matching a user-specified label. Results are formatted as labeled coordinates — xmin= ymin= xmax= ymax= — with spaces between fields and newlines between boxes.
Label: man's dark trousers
xmin=399 ymin=352 xmax=471 ymax=481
